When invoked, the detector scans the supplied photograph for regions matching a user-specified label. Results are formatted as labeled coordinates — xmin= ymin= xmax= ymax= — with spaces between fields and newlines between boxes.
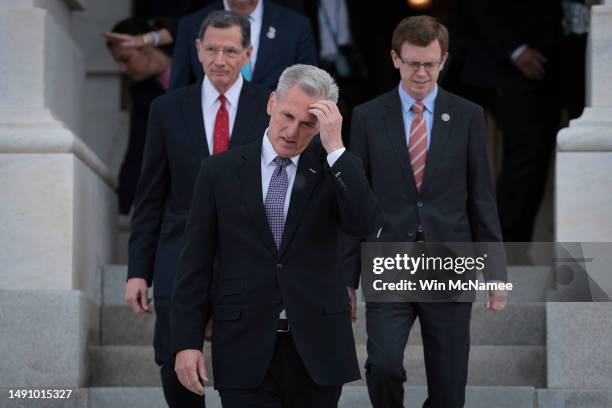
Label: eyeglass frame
xmin=201 ymin=45 xmax=247 ymax=59
xmin=396 ymin=57 xmax=444 ymax=72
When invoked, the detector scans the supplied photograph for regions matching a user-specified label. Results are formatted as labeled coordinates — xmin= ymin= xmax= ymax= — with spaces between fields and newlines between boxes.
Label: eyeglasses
xmin=203 ymin=45 xmax=244 ymax=59
xmin=398 ymin=58 xmax=442 ymax=72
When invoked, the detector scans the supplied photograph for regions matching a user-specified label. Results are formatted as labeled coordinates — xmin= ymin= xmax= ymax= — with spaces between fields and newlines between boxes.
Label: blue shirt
xmin=398 ymin=83 xmax=438 ymax=151
xmin=398 ymin=83 xmax=438 ymax=234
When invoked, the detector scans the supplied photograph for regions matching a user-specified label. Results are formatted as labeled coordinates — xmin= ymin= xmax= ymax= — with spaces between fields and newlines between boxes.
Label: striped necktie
xmin=408 ymin=101 xmax=427 ymax=191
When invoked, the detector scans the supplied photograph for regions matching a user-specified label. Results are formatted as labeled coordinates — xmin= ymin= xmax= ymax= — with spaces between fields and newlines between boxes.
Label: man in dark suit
xmin=125 ymin=11 xmax=270 ymax=408
xmin=169 ymin=0 xmax=317 ymax=91
xmin=345 ymin=16 xmax=508 ymax=408
xmin=447 ymin=0 xmax=563 ymax=242
xmin=171 ymin=64 xmax=384 ymax=407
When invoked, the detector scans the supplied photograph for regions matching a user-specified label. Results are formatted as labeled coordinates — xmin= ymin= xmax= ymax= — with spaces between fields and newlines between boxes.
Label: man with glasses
xmin=126 ymin=10 xmax=270 ymax=407
xmin=170 ymin=0 xmax=317 ymax=91
xmin=344 ymin=16 xmax=507 ymax=408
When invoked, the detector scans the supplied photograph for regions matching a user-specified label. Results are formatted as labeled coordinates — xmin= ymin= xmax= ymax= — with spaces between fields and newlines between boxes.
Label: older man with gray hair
xmin=171 ymin=64 xmax=384 ymax=407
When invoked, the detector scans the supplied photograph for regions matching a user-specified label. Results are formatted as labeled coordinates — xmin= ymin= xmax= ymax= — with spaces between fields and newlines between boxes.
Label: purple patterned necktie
xmin=265 ymin=156 xmax=291 ymax=249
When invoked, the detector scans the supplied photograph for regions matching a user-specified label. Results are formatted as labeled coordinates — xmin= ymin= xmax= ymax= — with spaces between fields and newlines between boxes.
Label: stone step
xmin=116 ymin=216 xmax=130 ymax=264
xmin=101 ymin=305 xmax=156 ymax=346
xmin=102 ymin=265 xmax=129 ymax=306
xmin=89 ymin=344 xmax=544 ymax=388
xmin=89 ymin=346 xmax=162 ymax=387
xmin=352 ymin=302 xmax=544 ymax=346
xmin=0 ymin=389 xmax=88 ymax=407
xmin=89 ymin=344 xmax=210 ymax=387
xmin=88 ymin=387 xmax=219 ymax=408
xmin=87 ymin=385 xmax=536 ymax=408
xmin=339 ymin=385 xmax=536 ymax=408
xmin=353 ymin=345 xmax=545 ymax=388
xmin=101 ymin=303 xmax=545 ymax=346
xmin=475 ymin=266 xmax=554 ymax=303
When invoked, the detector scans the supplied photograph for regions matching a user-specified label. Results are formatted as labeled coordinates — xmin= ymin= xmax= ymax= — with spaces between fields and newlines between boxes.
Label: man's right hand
xmin=513 ymin=47 xmax=547 ymax=80
xmin=124 ymin=278 xmax=151 ymax=314
xmin=175 ymin=349 xmax=208 ymax=395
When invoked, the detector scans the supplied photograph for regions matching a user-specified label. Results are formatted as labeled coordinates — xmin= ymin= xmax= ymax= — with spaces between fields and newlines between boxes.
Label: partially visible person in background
xmin=103 ymin=18 xmax=174 ymax=215
xmin=561 ymin=0 xmax=595 ymax=120
xmin=302 ymin=0 xmax=368 ymax=145
xmin=446 ymin=0 xmax=563 ymax=243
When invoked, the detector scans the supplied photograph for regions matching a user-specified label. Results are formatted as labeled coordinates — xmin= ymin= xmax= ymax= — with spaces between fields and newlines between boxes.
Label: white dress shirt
xmin=201 ymin=75 xmax=244 ymax=154
xmin=223 ymin=0 xmax=263 ymax=70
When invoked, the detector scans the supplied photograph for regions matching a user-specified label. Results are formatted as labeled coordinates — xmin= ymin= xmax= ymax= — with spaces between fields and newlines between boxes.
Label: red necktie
xmin=409 ymin=101 xmax=427 ymax=191
xmin=212 ymin=94 xmax=229 ymax=154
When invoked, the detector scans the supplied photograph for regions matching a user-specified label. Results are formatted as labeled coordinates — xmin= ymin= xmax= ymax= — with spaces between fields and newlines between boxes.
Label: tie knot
xmin=411 ymin=101 xmax=424 ymax=114
xmin=273 ymin=156 xmax=291 ymax=169
xmin=218 ymin=94 xmax=226 ymax=106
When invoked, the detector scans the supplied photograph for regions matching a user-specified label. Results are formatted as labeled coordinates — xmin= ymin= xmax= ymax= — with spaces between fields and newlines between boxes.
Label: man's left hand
xmin=309 ymin=100 xmax=344 ymax=153
xmin=485 ymin=289 xmax=508 ymax=311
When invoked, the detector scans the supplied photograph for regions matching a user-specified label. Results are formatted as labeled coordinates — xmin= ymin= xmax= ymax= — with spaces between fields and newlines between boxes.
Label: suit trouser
xmin=219 ymin=332 xmax=342 ymax=408
xmin=493 ymin=84 xmax=561 ymax=243
xmin=365 ymin=302 xmax=472 ymax=408
xmin=154 ymin=297 xmax=206 ymax=408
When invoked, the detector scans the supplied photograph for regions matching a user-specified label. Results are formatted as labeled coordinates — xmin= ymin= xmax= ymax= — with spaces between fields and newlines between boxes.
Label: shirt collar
xmin=250 ymin=0 xmax=263 ymax=23
xmin=262 ymin=128 xmax=300 ymax=167
xmin=398 ymin=82 xmax=438 ymax=114
xmin=223 ymin=0 xmax=263 ymax=22
xmin=202 ymin=74 xmax=244 ymax=111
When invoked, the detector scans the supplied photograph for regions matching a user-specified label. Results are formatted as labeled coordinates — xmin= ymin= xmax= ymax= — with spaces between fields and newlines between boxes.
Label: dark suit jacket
xmin=171 ymin=140 xmax=383 ymax=389
xmin=127 ymin=80 xmax=270 ymax=298
xmin=169 ymin=0 xmax=318 ymax=91
xmin=345 ymin=86 xmax=505 ymax=287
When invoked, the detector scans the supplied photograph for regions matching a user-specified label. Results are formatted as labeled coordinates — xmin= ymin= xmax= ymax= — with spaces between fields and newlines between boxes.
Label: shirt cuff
xmin=326 ymin=147 xmax=346 ymax=167
xmin=511 ymin=44 xmax=528 ymax=62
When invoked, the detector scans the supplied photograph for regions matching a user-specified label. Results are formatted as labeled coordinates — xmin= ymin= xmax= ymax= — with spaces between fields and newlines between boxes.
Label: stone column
xmin=545 ymin=1 xmax=612 ymax=406
xmin=0 ymin=0 xmax=116 ymax=395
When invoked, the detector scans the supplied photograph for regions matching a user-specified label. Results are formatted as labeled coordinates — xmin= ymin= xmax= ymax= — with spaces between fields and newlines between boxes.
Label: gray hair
xmin=275 ymin=64 xmax=339 ymax=103
xmin=198 ymin=10 xmax=250 ymax=48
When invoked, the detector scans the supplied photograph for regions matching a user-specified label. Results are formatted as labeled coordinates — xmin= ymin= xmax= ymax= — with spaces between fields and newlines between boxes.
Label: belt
xmin=277 ymin=319 xmax=289 ymax=333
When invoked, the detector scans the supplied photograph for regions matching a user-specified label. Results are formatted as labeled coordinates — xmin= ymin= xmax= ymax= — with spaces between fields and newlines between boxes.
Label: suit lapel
xmin=420 ymin=88 xmax=453 ymax=194
xmin=278 ymin=143 xmax=323 ymax=258
xmin=383 ymin=89 xmax=418 ymax=194
xmin=239 ymin=142 xmax=278 ymax=256
xmin=181 ymin=81 xmax=210 ymax=158
xmin=231 ymin=82 xmax=261 ymax=148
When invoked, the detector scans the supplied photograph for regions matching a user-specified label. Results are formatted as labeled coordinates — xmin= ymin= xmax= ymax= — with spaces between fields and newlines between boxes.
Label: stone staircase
xmin=88 ymin=265 xmax=550 ymax=407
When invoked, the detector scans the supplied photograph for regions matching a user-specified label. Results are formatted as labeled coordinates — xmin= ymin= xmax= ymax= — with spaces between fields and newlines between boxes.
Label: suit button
xmin=417 ymin=201 xmax=423 ymax=208
xmin=276 ymin=263 xmax=283 ymax=269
